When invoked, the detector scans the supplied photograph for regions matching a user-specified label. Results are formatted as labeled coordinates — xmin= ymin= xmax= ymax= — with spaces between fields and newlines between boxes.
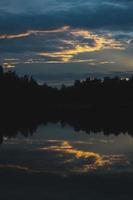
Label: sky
xmin=1 ymin=0 xmax=133 ymax=82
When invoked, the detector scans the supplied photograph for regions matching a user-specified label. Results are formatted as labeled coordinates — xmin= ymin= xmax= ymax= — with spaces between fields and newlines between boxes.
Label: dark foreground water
xmin=1 ymin=122 xmax=133 ymax=199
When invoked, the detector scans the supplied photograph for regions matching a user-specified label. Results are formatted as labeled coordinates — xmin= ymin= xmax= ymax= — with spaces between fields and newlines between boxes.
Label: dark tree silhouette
xmin=0 ymin=65 xmax=133 ymax=143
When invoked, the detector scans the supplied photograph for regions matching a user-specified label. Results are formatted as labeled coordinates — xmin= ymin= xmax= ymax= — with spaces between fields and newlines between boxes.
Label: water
xmin=1 ymin=122 xmax=133 ymax=199
xmin=1 ymin=122 xmax=133 ymax=176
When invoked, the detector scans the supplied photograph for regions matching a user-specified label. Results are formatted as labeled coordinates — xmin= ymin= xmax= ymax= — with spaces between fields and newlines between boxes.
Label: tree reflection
xmin=0 ymin=109 xmax=133 ymax=144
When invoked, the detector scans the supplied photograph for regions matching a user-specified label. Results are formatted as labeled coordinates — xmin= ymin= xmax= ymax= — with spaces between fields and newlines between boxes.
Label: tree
xmin=0 ymin=66 xmax=3 ymax=76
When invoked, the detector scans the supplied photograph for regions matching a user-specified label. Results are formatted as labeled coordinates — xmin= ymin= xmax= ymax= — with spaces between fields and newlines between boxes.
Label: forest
xmin=1 ymin=66 xmax=133 ymax=114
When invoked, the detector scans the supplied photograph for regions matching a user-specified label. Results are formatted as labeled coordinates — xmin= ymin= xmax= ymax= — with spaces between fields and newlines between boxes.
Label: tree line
xmin=1 ymin=66 xmax=133 ymax=114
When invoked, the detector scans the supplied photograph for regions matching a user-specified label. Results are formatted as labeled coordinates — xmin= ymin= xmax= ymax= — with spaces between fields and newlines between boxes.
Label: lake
xmin=0 ymin=122 xmax=133 ymax=199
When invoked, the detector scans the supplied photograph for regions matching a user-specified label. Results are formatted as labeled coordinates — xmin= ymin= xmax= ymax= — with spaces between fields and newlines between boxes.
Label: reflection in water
xmin=1 ymin=110 xmax=133 ymax=144
xmin=39 ymin=140 xmax=127 ymax=174
xmin=0 ymin=164 xmax=29 ymax=171
xmin=0 ymin=122 xmax=133 ymax=176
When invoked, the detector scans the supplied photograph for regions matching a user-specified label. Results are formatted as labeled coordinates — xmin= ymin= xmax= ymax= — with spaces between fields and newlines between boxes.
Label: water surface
xmin=1 ymin=122 xmax=133 ymax=176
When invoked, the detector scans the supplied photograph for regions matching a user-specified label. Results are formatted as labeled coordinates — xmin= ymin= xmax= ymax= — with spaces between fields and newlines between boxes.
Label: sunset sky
xmin=1 ymin=0 xmax=133 ymax=82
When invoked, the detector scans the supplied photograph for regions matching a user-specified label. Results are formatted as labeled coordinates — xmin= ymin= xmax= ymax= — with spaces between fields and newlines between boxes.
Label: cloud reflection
xmin=0 ymin=164 xmax=29 ymax=171
xmin=39 ymin=140 xmax=126 ymax=174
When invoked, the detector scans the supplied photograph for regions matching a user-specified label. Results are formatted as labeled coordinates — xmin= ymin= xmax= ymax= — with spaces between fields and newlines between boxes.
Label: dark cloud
xmin=0 ymin=0 xmax=133 ymax=34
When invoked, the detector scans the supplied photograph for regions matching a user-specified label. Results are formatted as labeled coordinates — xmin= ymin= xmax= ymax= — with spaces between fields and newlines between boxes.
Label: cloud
xmin=0 ymin=26 xmax=69 ymax=39
xmin=0 ymin=26 xmax=125 ymax=65
xmin=1 ymin=0 xmax=133 ymax=78
xmin=29 ymin=27 xmax=127 ymax=63
xmin=0 ymin=0 xmax=133 ymax=34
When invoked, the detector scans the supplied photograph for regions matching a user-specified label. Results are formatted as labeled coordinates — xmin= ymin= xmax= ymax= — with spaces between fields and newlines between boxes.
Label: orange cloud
xmin=1 ymin=26 xmax=126 ymax=65
xmin=39 ymin=29 xmax=124 ymax=63
xmin=39 ymin=31 xmax=124 ymax=63
xmin=0 ymin=26 xmax=69 ymax=39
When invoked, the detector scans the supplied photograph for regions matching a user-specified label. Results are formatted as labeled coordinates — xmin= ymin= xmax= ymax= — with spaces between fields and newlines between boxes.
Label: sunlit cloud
xmin=39 ymin=27 xmax=125 ymax=63
xmin=0 ymin=26 xmax=69 ymax=39
xmin=0 ymin=26 xmax=129 ymax=69
xmin=3 ymin=62 xmax=15 ymax=69
xmin=2 ymin=57 xmax=115 ymax=66
xmin=4 ymin=58 xmax=20 ymax=61
xmin=99 ymin=61 xmax=115 ymax=65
